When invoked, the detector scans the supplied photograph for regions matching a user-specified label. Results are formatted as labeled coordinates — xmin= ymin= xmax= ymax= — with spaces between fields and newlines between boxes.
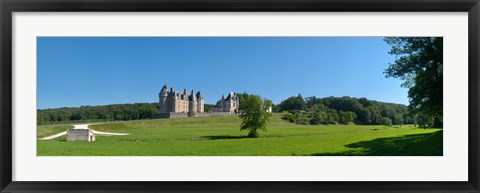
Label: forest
xmin=37 ymin=95 xmax=411 ymax=126
xmin=276 ymin=95 xmax=412 ymax=126
xmin=37 ymin=103 xmax=158 ymax=125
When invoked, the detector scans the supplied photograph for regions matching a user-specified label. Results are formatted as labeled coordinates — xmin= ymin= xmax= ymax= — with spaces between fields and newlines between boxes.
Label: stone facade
xmin=208 ymin=92 xmax=240 ymax=114
xmin=67 ymin=129 xmax=95 ymax=142
xmin=158 ymin=85 xmax=204 ymax=116
xmin=152 ymin=84 xmax=240 ymax=119
xmin=188 ymin=90 xmax=198 ymax=117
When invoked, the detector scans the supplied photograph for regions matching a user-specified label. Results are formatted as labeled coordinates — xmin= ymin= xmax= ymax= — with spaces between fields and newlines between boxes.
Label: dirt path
xmin=39 ymin=123 xmax=129 ymax=140
xmin=39 ymin=131 xmax=67 ymax=140
xmin=91 ymin=130 xmax=130 ymax=136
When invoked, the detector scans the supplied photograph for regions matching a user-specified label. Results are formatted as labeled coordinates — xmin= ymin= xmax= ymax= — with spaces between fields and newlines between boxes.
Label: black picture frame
xmin=1 ymin=0 xmax=479 ymax=192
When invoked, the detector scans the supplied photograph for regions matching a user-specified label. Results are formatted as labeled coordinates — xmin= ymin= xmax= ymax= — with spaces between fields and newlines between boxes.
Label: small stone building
xmin=67 ymin=129 xmax=95 ymax=142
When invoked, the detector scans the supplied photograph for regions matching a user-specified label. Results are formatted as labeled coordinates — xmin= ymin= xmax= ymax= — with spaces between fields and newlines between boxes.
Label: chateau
xmin=158 ymin=84 xmax=205 ymax=117
xmin=208 ymin=92 xmax=240 ymax=114
xmin=152 ymin=85 xmax=239 ymax=119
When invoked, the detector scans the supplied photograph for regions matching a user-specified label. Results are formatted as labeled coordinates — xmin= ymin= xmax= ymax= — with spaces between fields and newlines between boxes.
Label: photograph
xmin=36 ymin=36 xmax=443 ymax=156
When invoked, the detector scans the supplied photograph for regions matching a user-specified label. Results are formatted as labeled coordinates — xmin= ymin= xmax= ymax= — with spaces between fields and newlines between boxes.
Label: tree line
xmin=37 ymin=103 xmax=158 ymax=125
xmin=38 ymin=102 xmax=227 ymax=125
xmin=38 ymin=95 xmax=412 ymax=127
xmin=278 ymin=37 xmax=443 ymax=128
xmin=277 ymin=95 xmax=412 ymax=126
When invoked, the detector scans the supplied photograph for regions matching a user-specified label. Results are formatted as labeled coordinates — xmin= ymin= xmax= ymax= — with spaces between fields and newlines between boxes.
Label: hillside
xmin=37 ymin=114 xmax=442 ymax=156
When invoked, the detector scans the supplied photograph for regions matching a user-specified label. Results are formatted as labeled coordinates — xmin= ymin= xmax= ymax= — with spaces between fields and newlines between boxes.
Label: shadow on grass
xmin=308 ymin=130 xmax=443 ymax=156
xmin=202 ymin=135 xmax=251 ymax=140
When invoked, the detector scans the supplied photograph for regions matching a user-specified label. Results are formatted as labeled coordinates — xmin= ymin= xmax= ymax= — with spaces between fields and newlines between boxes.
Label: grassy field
xmin=37 ymin=125 xmax=73 ymax=138
xmin=37 ymin=114 xmax=442 ymax=156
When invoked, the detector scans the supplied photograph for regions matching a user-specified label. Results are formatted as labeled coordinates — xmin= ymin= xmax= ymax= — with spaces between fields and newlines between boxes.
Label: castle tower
xmin=220 ymin=95 xmax=225 ymax=112
xmin=232 ymin=92 xmax=239 ymax=114
xmin=188 ymin=90 xmax=197 ymax=117
xmin=181 ymin=88 xmax=188 ymax=112
xmin=168 ymin=87 xmax=176 ymax=112
xmin=225 ymin=92 xmax=234 ymax=114
xmin=196 ymin=91 xmax=204 ymax=113
xmin=159 ymin=85 xmax=168 ymax=113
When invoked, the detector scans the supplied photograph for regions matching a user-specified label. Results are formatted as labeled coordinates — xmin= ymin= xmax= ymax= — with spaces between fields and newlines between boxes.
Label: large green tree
xmin=415 ymin=112 xmax=434 ymax=129
xmin=278 ymin=94 xmax=306 ymax=111
xmin=239 ymin=94 xmax=272 ymax=138
xmin=384 ymin=37 xmax=443 ymax=120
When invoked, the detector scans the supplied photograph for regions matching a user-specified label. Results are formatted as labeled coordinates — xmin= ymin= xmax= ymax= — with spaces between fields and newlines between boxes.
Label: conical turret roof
xmin=196 ymin=91 xmax=204 ymax=100
xmin=160 ymin=84 xmax=168 ymax=94
xmin=225 ymin=92 xmax=233 ymax=100
xmin=189 ymin=90 xmax=197 ymax=101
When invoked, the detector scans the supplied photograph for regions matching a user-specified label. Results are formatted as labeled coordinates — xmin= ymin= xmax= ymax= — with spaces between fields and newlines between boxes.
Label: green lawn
xmin=37 ymin=125 xmax=73 ymax=138
xmin=37 ymin=114 xmax=442 ymax=156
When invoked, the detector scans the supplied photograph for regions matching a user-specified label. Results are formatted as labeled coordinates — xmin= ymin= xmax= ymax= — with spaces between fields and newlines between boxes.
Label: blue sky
xmin=37 ymin=37 xmax=408 ymax=109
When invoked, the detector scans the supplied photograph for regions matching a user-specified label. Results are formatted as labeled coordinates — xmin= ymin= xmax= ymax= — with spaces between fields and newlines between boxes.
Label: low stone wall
xmin=196 ymin=112 xmax=232 ymax=117
xmin=151 ymin=112 xmax=188 ymax=119
xmin=152 ymin=112 xmax=233 ymax=119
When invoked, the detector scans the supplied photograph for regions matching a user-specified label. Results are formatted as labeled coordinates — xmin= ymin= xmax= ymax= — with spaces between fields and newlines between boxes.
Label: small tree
xmin=309 ymin=112 xmax=326 ymax=125
xmin=415 ymin=112 xmax=434 ymax=129
xmin=239 ymin=94 xmax=272 ymax=138
xmin=338 ymin=111 xmax=357 ymax=124
xmin=282 ymin=113 xmax=295 ymax=123
xmin=380 ymin=117 xmax=393 ymax=128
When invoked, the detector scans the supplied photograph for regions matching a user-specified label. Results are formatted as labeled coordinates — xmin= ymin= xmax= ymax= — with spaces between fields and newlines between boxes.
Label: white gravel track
xmin=39 ymin=131 xmax=67 ymax=140
xmin=39 ymin=123 xmax=129 ymax=140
